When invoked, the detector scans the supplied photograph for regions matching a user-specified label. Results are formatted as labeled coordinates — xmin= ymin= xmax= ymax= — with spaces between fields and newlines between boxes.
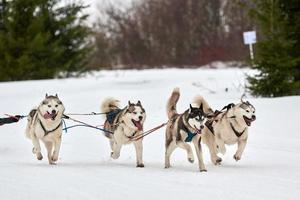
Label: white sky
xmin=82 ymin=0 xmax=135 ymax=25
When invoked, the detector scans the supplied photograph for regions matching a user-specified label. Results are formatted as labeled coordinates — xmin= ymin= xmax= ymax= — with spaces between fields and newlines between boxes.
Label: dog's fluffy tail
xmin=166 ymin=87 xmax=180 ymax=119
xmin=101 ymin=97 xmax=120 ymax=113
xmin=193 ymin=95 xmax=214 ymax=115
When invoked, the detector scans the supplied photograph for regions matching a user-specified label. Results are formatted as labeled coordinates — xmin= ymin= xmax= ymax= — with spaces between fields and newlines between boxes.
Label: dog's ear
xmin=45 ymin=93 xmax=48 ymax=98
xmin=55 ymin=94 xmax=58 ymax=97
xmin=137 ymin=100 xmax=141 ymax=106
xmin=128 ymin=101 xmax=132 ymax=106
xmin=190 ymin=104 xmax=193 ymax=111
xmin=199 ymin=103 xmax=203 ymax=112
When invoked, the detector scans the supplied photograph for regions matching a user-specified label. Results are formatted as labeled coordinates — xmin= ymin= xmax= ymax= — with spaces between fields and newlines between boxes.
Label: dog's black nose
xmin=200 ymin=125 xmax=204 ymax=129
xmin=51 ymin=110 xmax=56 ymax=114
xmin=252 ymin=115 xmax=256 ymax=120
xmin=139 ymin=116 xmax=143 ymax=121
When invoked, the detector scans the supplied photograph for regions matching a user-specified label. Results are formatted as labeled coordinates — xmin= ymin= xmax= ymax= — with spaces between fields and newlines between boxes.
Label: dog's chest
xmin=216 ymin=123 xmax=247 ymax=144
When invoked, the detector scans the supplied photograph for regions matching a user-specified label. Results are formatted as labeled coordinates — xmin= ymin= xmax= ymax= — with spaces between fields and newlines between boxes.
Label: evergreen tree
xmin=0 ymin=0 xmax=91 ymax=81
xmin=248 ymin=0 xmax=300 ymax=97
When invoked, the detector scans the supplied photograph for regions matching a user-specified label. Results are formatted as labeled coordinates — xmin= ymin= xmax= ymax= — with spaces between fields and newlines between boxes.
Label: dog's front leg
xmin=44 ymin=141 xmax=54 ymax=164
xmin=32 ymin=135 xmax=43 ymax=160
xmin=111 ymin=142 xmax=122 ymax=159
xmin=133 ymin=139 xmax=144 ymax=167
xmin=52 ymin=135 xmax=62 ymax=163
xmin=193 ymin=138 xmax=207 ymax=172
xmin=234 ymin=137 xmax=248 ymax=161
xmin=111 ymin=129 xmax=123 ymax=159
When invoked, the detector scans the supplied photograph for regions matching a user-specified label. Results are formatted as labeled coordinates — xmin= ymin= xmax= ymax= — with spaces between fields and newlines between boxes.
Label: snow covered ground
xmin=0 ymin=67 xmax=300 ymax=200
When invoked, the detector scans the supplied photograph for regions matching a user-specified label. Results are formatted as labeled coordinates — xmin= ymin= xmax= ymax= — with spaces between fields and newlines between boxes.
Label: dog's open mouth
xmin=193 ymin=126 xmax=202 ymax=134
xmin=44 ymin=112 xmax=58 ymax=121
xmin=243 ymin=116 xmax=254 ymax=126
xmin=132 ymin=119 xmax=143 ymax=131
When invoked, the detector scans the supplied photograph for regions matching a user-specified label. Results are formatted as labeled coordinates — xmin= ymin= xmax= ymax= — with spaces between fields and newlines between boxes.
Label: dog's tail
xmin=193 ymin=95 xmax=214 ymax=115
xmin=101 ymin=97 xmax=120 ymax=114
xmin=166 ymin=87 xmax=180 ymax=119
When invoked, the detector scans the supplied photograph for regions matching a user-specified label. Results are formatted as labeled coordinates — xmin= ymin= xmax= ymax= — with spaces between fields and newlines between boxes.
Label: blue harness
xmin=106 ymin=109 xmax=122 ymax=124
xmin=185 ymin=130 xmax=196 ymax=142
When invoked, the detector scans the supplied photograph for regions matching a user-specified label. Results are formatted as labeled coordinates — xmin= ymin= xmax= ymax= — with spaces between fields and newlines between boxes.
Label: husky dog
xmin=101 ymin=98 xmax=146 ymax=167
xmin=165 ymin=88 xmax=216 ymax=172
xmin=204 ymin=99 xmax=256 ymax=162
xmin=25 ymin=94 xmax=65 ymax=165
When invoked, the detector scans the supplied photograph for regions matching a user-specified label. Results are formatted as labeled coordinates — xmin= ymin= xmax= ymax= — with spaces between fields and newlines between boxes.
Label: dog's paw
xmin=49 ymin=161 xmax=57 ymax=165
xmin=216 ymin=157 xmax=222 ymax=164
xmin=200 ymin=169 xmax=207 ymax=172
xmin=37 ymin=153 xmax=43 ymax=160
xmin=233 ymin=154 xmax=241 ymax=161
xmin=164 ymin=163 xmax=171 ymax=169
xmin=111 ymin=152 xmax=120 ymax=159
xmin=136 ymin=163 xmax=145 ymax=168
xmin=213 ymin=157 xmax=222 ymax=165
xmin=51 ymin=156 xmax=58 ymax=162
xmin=188 ymin=157 xmax=194 ymax=163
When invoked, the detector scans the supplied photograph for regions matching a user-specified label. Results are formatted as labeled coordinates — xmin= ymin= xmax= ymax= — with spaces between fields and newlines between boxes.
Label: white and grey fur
xmin=165 ymin=88 xmax=219 ymax=172
xmin=25 ymin=94 xmax=65 ymax=165
xmin=101 ymin=98 xmax=146 ymax=167
xmin=204 ymin=99 xmax=256 ymax=162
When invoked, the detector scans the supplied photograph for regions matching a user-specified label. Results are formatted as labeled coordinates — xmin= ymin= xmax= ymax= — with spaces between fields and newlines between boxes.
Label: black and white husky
xmin=25 ymin=94 xmax=65 ymax=164
xmin=165 ymin=88 xmax=214 ymax=172
xmin=101 ymin=98 xmax=146 ymax=167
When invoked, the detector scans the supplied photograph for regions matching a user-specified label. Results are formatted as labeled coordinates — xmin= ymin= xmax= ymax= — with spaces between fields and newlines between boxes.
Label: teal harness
xmin=185 ymin=130 xmax=197 ymax=142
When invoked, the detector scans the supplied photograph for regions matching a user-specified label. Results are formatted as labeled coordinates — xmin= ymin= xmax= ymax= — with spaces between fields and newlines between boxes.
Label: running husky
xmin=25 ymin=94 xmax=65 ymax=165
xmin=165 ymin=88 xmax=215 ymax=172
xmin=101 ymin=98 xmax=146 ymax=167
xmin=204 ymin=98 xmax=256 ymax=161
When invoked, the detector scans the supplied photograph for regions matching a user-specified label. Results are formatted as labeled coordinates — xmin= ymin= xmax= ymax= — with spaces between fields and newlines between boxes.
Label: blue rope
xmin=62 ymin=123 xmax=113 ymax=134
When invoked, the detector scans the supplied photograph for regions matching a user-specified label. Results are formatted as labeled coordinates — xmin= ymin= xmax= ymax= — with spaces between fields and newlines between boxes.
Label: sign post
xmin=243 ymin=31 xmax=256 ymax=64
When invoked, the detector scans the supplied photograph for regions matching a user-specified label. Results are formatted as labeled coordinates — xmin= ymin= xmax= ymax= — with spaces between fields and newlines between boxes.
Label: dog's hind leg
xmin=133 ymin=140 xmax=144 ymax=168
xmin=44 ymin=141 xmax=54 ymax=164
xmin=52 ymin=136 xmax=62 ymax=163
xmin=234 ymin=137 xmax=248 ymax=161
xmin=177 ymin=141 xmax=194 ymax=163
xmin=193 ymin=138 xmax=207 ymax=172
xmin=202 ymin=133 xmax=222 ymax=165
xmin=165 ymin=140 xmax=176 ymax=168
xmin=215 ymin=135 xmax=226 ymax=155
xmin=32 ymin=136 xmax=43 ymax=160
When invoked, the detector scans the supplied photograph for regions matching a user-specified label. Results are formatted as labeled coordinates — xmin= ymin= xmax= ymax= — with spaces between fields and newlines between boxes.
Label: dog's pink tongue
xmin=135 ymin=121 xmax=143 ymax=131
xmin=43 ymin=113 xmax=55 ymax=119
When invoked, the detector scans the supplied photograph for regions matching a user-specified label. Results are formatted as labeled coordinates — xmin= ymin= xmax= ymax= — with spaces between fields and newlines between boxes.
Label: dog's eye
xmin=133 ymin=112 xmax=137 ymax=114
xmin=55 ymin=105 xmax=58 ymax=108
xmin=48 ymin=105 xmax=51 ymax=108
xmin=246 ymin=110 xmax=249 ymax=113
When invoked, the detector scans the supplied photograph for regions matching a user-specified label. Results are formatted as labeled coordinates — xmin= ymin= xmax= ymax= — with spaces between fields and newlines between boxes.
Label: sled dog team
xmin=25 ymin=88 xmax=256 ymax=171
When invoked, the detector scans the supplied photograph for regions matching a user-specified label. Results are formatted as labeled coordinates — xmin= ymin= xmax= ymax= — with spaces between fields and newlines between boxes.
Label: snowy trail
xmin=0 ymin=68 xmax=299 ymax=200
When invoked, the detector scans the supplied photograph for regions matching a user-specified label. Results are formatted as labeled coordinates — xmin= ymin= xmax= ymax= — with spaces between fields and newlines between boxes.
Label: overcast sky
xmin=82 ymin=0 xmax=134 ymax=25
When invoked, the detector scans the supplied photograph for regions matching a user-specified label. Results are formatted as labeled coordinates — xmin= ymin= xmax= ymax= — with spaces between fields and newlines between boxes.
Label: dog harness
xmin=230 ymin=122 xmax=246 ymax=137
xmin=185 ymin=130 xmax=197 ymax=142
xmin=39 ymin=120 xmax=62 ymax=136
xmin=106 ymin=109 xmax=122 ymax=124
